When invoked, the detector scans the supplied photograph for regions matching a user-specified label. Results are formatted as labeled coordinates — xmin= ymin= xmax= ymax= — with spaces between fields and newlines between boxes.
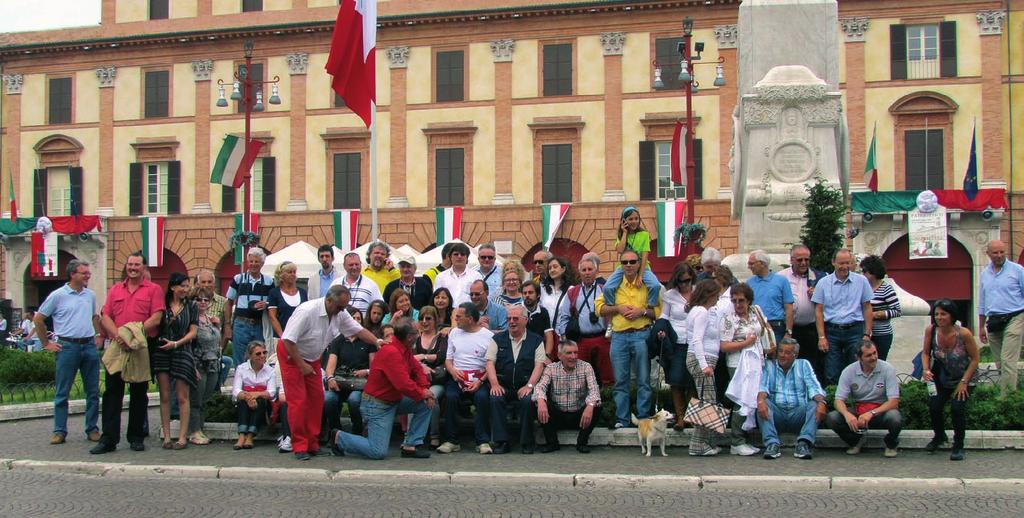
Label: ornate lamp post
xmin=215 ymin=39 xmax=281 ymax=269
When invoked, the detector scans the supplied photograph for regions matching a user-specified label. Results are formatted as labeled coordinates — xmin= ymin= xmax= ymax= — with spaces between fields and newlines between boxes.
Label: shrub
xmin=0 ymin=351 xmax=56 ymax=384
xmin=205 ymin=393 xmax=238 ymax=423
xmin=799 ymin=176 xmax=846 ymax=273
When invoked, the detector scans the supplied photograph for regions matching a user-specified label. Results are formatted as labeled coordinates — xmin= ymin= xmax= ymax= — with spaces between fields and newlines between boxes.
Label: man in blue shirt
xmin=811 ymin=249 xmax=874 ymax=386
xmin=746 ymin=250 xmax=795 ymax=344
xmin=34 ymin=259 xmax=104 ymax=445
xmin=470 ymin=280 xmax=508 ymax=332
xmin=307 ymin=244 xmax=339 ymax=299
xmin=225 ymin=248 xmax=275 ymax=367
xmin=978 ymin=240 xmax=1024 ymax=396
xmin=757 ymin=339 xmax=825 ymax=460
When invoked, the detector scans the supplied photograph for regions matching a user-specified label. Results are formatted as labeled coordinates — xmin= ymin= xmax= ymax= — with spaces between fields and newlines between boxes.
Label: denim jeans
xmin=824 ymin=322 xmax=864 ymax=386
xmin=336 ymin=396 xmax=431 ymax=459
xmin=442 ymin=378 xmax=491 ymax=445
xmin=218 ymin=356 xmax=234 ymax=388
xmin=610 ymin=330 xmax=652 ymax=426
xmin=53 ymin=340 xmax=100 ymax=436
xmin=489 ymin=389 xmax=536 ymax=445
xmin=231 ymin=320 xmax=264 ymax=366
xmin=602 ymin=268 xmax=661 ymax=308
xmin=324 ymin=389 xmax=364 ymax=434
xmin=428 ymin=384 xmax=444 ymax=439
xmin=236 ymin=399 xmax=269 ymax=434
xmin=757 ymin=399 xmax=820 ymax=446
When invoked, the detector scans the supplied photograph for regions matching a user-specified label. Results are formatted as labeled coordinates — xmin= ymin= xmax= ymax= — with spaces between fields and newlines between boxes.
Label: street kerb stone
xmin=452 ymin=471 xmax=574 ymax=488
xmin=219 ymin=466 xmax=331 ymax=481
xmin=332 ymin=469 xmax=450 ymax=485
xmin=962 ymin=478 xmax=1024 ymax=493
xmin=701 ymin=475 xmax=831 ymax=491
xmin=11 ymin=459 xmax=120 ymax=476
xmin=105 ymin=464 xmax=220 ymax=479
xmin=633 ymin=474 xmax=702 ymax=490
xmin=573 ymin=473 xmax=699 ymax=490
xmin=832 ymin=476 xmax=964 ymax=491
xmin=0 ymin=458 xmax=12 ymax=470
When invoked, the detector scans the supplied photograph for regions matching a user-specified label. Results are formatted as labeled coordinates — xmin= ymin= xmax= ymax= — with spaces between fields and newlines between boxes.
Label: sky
xmin=0 ymin=0 xmax=101 ymax=33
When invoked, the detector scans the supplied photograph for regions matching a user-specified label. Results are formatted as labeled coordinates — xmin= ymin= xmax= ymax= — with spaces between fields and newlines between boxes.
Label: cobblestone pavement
xmin=2 ymin=470 xmax=1022 ymax=517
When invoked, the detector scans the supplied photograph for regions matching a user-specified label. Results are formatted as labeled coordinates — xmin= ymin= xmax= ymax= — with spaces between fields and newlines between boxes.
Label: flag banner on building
xmin=908 ymin=206 xmax=948 ymax=260
xmin=435 ymin=207 xmax=462 ymax=246
xmin=655 ymin=200 xmax=687 ymax=257
xmin=541 ymin=203 xmax=571 ymax=250
xmin=7 ymin=170 xmax=16 ymax=221
xmin=851 ymin=189 xmax=1008 ymax=214
xmin=233 ymin=213 xmax=260 ymax=265
xmin=963 ymin=123 xmax=978 ymax=201
xmin=670 ymin=121 xmax=686 ymax=186
xmin=326 ymin=0 xmax=377 ymax=128
xmin=30 ymin=231 xmax=58 ymax=277
xmin=333 ymin=209 xmax=360 ymax=251
xmin=0 ymin=216 xmax=102 ymax=236
xmin=140 ymin=216 xmax=165 ymax=268
xmin=864 ymin=124 xmax=878 ymax=192
xmin=211 ymin=135 xmax=265 ymax=189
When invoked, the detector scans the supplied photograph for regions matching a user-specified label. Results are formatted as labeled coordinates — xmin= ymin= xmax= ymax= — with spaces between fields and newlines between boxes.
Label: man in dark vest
xmin=484 ymin=304 xmax=546 ymax=454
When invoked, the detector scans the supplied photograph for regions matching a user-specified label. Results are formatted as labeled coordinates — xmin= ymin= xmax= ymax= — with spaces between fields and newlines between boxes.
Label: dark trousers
xmin=100 ymin=370 xmax=150 ymax=446
xmin=541 ymin=405 xmax=597 ymax=447
xmin=442 ymin=378 xmax=491 ymax=445
xmin=929 ymin=384 xmax=971 ymax=448
xmin=235 ymin=399 xmax=269 ymax=434
xmin=767 ymin=320 xmax=787 ymax=345
xmin=792 ymin=323 xmax=824 ymax=386
xmin=489 ymin=389 xmax=536 ymax=446
xmin=826 ymin=409 xmax=902 ymax=449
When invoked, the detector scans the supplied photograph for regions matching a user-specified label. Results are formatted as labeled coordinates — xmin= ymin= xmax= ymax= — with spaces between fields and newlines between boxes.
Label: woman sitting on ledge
xmin=231 ymin=341 xmax=277 ymax=450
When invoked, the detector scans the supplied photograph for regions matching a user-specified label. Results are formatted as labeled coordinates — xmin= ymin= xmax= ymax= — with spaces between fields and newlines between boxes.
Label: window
xmin=47 ymin=168 xmax=72 ymax=217
xmin=250 ymin=157 xmax=276 ymax=212
xmin=222 ymin=185 xmax=236 ymax=213
xmin=654 ymin=37 xmax=684 ymax=90
xmin=333 ymin=152 xmax=361 ymax=209
xmin=130 ymin=161 xmax=179 ymax=215
xmin=334 ymin=92 xmax=346 ymax=108
xmin=541 ymin=144 xmax=572 ymax=203
xmin=146 ymin=163 xmax=169 ymax=214
xmin=48 ymin=77 xmax=72 ymax=124
xmin=655 ymin=142 xmax=686 ymax=199
xmin=639 ymin=139 xmax=703 ymax=201
xmin=236 ymin=63 xmax=264 ymax=113
xmin=543 ymin=43 xmax=573 ymax=96
xmin=144 ymin=70 xmax=170 ymax=118
xmin=905 ymin=129 xmax=943 ymax=190
xmin=149 ymin=0 xmax=168 ymax=20
xmin=435 ymin=148 xmax=464 ymax=206
xmin=242 ymin=0 xmax=262 ymax=12
xmin=435 ymin=50 xmax=464 ymax=102
xmin=890 ymin=22 xmax=956 ymax=80
xmin=906 ymin=25 xmax=938 ymax=79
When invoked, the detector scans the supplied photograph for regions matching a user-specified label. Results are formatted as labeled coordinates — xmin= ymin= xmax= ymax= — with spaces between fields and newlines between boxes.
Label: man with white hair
xmin=556 ymin=256 xmax=612 ymax=386
xmin=697 ymin=247 xmax=723 ymax=281
xmin=362 ymin=240 xmax=400 ymax=293
xmin=747 ymin=249 xmax=795 ymax=344
xmin=225 ymin=248 xmax=275 ymax=366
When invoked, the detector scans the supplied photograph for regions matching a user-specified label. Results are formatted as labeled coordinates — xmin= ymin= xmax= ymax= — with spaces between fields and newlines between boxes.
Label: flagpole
xmin=370 ymin=103 xmax=378 ymax=241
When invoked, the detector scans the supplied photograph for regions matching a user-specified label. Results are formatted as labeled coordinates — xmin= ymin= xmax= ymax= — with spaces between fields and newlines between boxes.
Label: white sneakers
xmin=277 ymin=436 xmax=292 ymax=453
xmin=476 ymin=443 xmax=493 ymax=454
xmin=730 ymin=443 xmax=761 ymax=456
xmin=436 ymin=442 xmax=461 ymax=454
xmin=689 ymin=447 xmax=721 ymax=457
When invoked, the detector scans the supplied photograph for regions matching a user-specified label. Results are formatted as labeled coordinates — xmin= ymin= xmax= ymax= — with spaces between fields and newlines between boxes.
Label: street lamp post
xmin=215 ymin=40 xmax=281 ymax=272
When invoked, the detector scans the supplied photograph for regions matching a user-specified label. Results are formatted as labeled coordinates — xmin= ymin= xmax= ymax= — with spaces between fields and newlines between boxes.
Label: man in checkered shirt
xmin=533 ymin=340 xmax=601 ymax=453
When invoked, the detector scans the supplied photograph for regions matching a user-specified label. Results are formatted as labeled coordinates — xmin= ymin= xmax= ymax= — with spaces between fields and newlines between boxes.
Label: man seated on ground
xmin=471 ymin=280 xmax=508 ymax=332
xmin=484 ymin=305 xmax=545 ymax=454
xmin=331 ymin=318 xmax=436 ymax=460
xmin=825 ymin=340 xmax=902 ymax=458
xmin=533 ymin=340 xmax=601 ymax=453
xmin=437 ymin=304 xmax=495 ymax=454
xmin=756 ymin=338 xmax=826 ymax=460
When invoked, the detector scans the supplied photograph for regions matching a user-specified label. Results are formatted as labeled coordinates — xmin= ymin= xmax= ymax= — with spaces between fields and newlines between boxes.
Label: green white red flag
xmin=656 ymin=200 xmax=687 ymax=257
xmin=435 ymin=207 xmax=462 ymax=246
xmin=333 ymin=209 xmax=360 ymax=251
xmin=233 ymin=213 xmax=260 ymax=265
xmin=211 ymin=135 xmax=264 ymax=189
xmin=864 ymin=123 xmax=878 ymax=192
xmin=541 ymin=203 xmax=571 ymax=250
xmin=7 ymin=170 xmax=16 ymax=221
xmin=140 ymin=216 xmax=165 ymax=268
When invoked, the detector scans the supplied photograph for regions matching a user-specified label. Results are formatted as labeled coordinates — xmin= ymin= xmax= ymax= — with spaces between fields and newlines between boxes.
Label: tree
xmin=799 ymin=177 xmax=846 ymax=273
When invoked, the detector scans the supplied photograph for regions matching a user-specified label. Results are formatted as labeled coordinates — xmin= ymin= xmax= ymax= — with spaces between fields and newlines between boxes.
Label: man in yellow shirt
xmin=362 ymin=241 xmax=401 ymax=293
xmin=596 ymin=250 xmax=661 ymax=429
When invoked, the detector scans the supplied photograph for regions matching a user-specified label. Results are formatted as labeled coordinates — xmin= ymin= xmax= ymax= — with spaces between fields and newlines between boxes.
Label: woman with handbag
xmin=719 ymin=283 xmax=769 ymax=456
xmin=323 ymin=307 xmax=378 ymax=435
xmin=684 ymin=279 xmax=725 ymax=456
xmin=657 ymin=262 xmax=697 ymax=431
xmin=414 ymin=306 xmax=448 ymax=447
xmin=921 ymin=299 xmax=980 ymax=461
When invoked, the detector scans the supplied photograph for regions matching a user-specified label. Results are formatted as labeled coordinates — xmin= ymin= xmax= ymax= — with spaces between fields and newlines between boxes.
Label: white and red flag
xmin=326 ymin=0 xmax=377 ymax=128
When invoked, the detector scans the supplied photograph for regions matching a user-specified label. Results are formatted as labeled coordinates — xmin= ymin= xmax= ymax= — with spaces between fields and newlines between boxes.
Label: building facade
xmin=1 ymin=0 xmax=1021 ymax=317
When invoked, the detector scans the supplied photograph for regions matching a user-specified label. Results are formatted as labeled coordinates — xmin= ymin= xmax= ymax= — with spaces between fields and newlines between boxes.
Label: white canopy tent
xmin=260 ymin=240 xmax=319 ymax=278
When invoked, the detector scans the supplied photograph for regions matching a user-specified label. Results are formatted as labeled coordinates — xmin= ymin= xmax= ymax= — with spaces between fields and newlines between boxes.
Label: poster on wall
xmin=907 ymin=206 xmax=948 ymax=260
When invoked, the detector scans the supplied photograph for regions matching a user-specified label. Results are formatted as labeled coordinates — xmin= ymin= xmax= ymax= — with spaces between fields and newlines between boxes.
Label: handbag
xmin=750 ymin=305 xmax=777 ymax=358
xmin=683 ymin=378 xmax=731 ymax=434
xmin=986 ymin=309 xmax=1023 ymax=333
xmin=332 ymin=368 xmax=368 ymax=391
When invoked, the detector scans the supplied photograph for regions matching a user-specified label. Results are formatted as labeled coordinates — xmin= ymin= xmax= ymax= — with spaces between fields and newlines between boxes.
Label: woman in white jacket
xmin=685 ymin=279 xmax=724 ymax=456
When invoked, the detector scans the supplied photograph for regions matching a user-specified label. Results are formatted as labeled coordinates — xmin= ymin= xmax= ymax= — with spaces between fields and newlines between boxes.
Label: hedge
xmin=0 ymin=350 xmax=56 ymax=384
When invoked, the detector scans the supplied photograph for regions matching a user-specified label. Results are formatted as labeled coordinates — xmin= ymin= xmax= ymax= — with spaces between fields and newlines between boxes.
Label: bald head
xmin=986 ymin=240 xmax=1008 ymax=267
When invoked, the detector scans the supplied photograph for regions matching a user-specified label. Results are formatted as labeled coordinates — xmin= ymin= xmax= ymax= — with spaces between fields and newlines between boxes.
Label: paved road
xmin=2 ymin=470 xmax=1022 ymax=517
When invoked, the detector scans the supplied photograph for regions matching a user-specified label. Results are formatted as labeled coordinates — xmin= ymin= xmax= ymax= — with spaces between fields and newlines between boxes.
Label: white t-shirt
xmin=434 ymin=267 xmax=483 ymax=307
xmin=539 ymin=286 xmax=566 ymax=326
xmin=282 ymin=298 xmax=364 ymax=361
xmin=446 ymin=327 xmax=494 ymax=373
xmin=660 ymin=289 xmax=689 ymax=344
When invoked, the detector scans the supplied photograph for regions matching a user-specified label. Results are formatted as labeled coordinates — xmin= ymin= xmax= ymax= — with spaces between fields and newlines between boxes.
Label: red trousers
xmin=578 ymin=335 xmax=614 ymax=387
xmin=279 ymin=347 xmax=324 ymax=454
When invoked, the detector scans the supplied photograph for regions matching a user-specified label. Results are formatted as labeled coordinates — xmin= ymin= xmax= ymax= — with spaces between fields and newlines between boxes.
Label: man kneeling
xmin=757 ymin=338 xmax=826 ymax=460
xmin=331 ymin=318 xmax=436 ymax=459
xmin=533 ymin=340 xmax=602 ymax=453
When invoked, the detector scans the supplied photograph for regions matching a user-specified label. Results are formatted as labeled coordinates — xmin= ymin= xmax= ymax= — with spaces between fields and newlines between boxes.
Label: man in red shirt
xmin=330 ymin=317 xmax=436 ymax=459
xmin=92 ymin=252 xmax=165 ymax=454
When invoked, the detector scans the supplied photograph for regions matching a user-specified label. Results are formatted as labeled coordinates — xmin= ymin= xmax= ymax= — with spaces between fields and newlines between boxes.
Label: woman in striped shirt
xmin=860 ymin=255 xmax=902 ymax=360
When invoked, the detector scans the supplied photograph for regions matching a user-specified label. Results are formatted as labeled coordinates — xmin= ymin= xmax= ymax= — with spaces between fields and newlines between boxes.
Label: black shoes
xmin=950 ymin=447 xmax=966 ymax=461
xmin=329 ymin=429 xmax=345 ymax=457
xmin=521 ymin=444 xmax=535 ymax=455
xmin=401 ymin=447 xmax=431 ymax=459
xmin=925 ymin=436 xmax=948 ymax=453
xmin=294 ymin=452 xmax=312 ymax=461
xmin=576 ymin=444 xmax=591 ymax=454
xmin=129 ymin=441 xmax=145 ymax=452
xmin=492 ymin=442 xmax=510 ymax=455
xmin=90 ymin=442 xmax=116 ymax=455
xmin=540 ymin=443 xmax=561 ymax=453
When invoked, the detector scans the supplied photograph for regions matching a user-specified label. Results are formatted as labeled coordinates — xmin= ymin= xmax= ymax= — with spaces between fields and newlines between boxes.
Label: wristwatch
xmin=869 ymin=410 xmax=878 ymax=416
xmin=527 ymin=383 xmax=534 ymax=389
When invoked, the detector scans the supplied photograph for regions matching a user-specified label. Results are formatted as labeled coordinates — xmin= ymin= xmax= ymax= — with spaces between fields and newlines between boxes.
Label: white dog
xmin=631 ymin=409 xmax=673 ymax=457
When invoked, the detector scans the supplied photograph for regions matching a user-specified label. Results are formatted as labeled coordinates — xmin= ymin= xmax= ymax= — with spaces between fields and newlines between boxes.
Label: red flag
xmin=233 ymin=139 xmax=265 ymax=189
xmin=670 ymin=121 xmax=685 ymax=186
xmin=326 ymin=0 xmax=377 ymax=128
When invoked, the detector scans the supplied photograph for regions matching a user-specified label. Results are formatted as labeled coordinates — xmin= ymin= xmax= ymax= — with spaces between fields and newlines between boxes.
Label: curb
xmin=3 ymin=459 xmax=1023 ymax=493
xmin=0 ymin=393 xmax=161 ymax=422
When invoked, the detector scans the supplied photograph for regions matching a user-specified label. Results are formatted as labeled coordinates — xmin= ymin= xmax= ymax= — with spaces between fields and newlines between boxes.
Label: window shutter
xmin=939 ymin=21 xmax=957 ymax=78
xmin=129 ymin=163 xmax=143 ymax=216
xmin=693 ymin=139 xmax=704 ymax=200
xmin=889 ymin=24 xmax=907 ymax=80
xmin=639 ymin=141 xmax=656 ymax=200
xmin=167 ymin=161 xmax=181 ymax=214
xmin=222 ymin=185 xmax=236 ymax=213
xmin=32 ymin=168 xmax=47 ymax=217
xmin=261 ymin=157 xmax=276 ymax=212
xmin=69 ymin=166 xmax=83 ymax=216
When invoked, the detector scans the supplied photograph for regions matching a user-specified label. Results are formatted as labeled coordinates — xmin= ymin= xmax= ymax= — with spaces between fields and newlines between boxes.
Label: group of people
xmin=27 ymin=203 xmax=1023 ymax=462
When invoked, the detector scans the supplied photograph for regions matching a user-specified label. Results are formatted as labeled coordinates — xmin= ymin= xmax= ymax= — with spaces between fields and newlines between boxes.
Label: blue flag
xmin=963 ymin=124 xmax=978 ymax=200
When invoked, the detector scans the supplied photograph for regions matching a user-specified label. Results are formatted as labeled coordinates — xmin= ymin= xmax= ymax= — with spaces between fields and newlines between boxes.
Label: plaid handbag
xmin=683 ymin=379 xmax=731 ymax=434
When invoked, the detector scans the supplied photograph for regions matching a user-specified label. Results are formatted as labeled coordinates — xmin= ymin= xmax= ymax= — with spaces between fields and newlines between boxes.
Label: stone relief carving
xmin=386 ymin=46 xmax=410 ymax=68
xmin=95 ymin=66 xmax=116 ymax=88
xmin=839 ymin=17 xmax=869 ymax=42
xmin=3 ymin=74 xmax=23 ymax=95
xmin=191 ymin=59 xmax=213 ymax=81
xmin=286 ymin=53 xmax=309 ymax=75
xmin=490 ymin=39 xmax=515 ymax=62
xmin=976 ymin=10 xmax=1006 ymax=35
xmin=600 ymin=32 xmax=626 ymax=56
xmin=714 ymin=24 xmax=738 ymax=49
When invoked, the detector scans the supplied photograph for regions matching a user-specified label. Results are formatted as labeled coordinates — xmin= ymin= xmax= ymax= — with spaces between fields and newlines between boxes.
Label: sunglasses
xmin=620 ymin=259 xmax=639 ymax=265
xmin=534 ymin=260 xmax=546 ymax=265
xmin=479 ymin=255 xmax=495 ymax=260
xmin=252 ymin=351 xmax=267 ymax=356
xmin=196 ymin=297 xmax=211 ymax=303
xmin=422 ymin=316 xmax=434 ymax=321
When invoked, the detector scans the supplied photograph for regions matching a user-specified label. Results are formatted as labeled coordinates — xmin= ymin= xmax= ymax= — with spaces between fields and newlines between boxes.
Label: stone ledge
xmin=702 ymin=475 xmax=831 ymax=491
xmin=219 ymin=466 xmax=331 ymax=481
xmin=574 ymin=473 xmax=701 ymax=490
xmin=831 ymin=476 xmax=963 ymax=491
xmin=332 ymin=469 xmax=450 ymax=485
xmin=106 ymin=464 xmax=220 ymax=479
xmin=452 ymin=471 xmax=574 ymax=488
xmin=10 ymin=460 xmax=120 ymax=476
xmin=0 ymin=393 xmax=160 ymax=422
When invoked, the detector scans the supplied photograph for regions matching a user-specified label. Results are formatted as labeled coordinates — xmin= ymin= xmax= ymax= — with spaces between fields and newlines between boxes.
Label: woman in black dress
xmin=153 ymin=272 xmax=198 ymax=450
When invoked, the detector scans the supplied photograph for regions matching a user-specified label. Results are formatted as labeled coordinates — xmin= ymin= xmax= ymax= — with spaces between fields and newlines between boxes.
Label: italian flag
xmin=233 ymin=213 xmax=260 ymax=265
xmin=541 ymin=203 xmax=571 ymax=250
xmin=670 ymin=121 xmax=686 ymax=186
xmin=7 ymin=170 xmax=16 ymax=221
xmin=140 ymin=216 xmax=165 ymax=268
xmin=333 ymin=209 xmax=360 ymax=251
xmin=326 ymin=0 xmax=377 ymax=128
xmin=656 ymin=200 xmax=687 ymax=257
xmin=435 ymin=207 xmax=462 ymax=246
xmin=210 ymin=135 xmax=265 ymax=189
xmin=864 ymin=123 xmax=878 ymax=192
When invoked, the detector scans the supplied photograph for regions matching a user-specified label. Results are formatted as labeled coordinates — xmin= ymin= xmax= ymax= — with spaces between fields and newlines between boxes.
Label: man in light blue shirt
xmin=747 ymin=250 xmax=795 ymax=344
xmin=34 ymin=259 xmax=103 ymax=445
xmin=470 ymin=280 xmax=508 ymax=332
xmin=977 ymin=240 xmax=1024 ymax=395
xmin=475 ymin=243 xmax=503 ymax=297
xmin=811 ymin=249 xmax=874 ymax=385
xmin=757 ymin=339 xmax=826 ymax=460
xmin=307 ymin=244 xmax=339 ymax=299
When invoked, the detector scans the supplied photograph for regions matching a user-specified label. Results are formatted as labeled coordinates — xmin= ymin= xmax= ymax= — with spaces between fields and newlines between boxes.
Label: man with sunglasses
xmin=474 ymin=243 xmax=503 ymax=296
xmin=596 ymin=250 xmax=661 ymax=429
xmin=528 ymin=250 xmax=552 ymax=283
xmin=470 ymin=280 xmax=507 ymax=332
xmin=779 ymin=245 xmax=826 ymax=384
xmin=556 ymin=256 xmax=612 ymax=386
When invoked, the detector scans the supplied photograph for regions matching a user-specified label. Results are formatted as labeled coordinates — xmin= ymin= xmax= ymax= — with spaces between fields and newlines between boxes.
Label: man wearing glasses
xmin=556 ymin=256 xmax=612 ymax=386
xmin=433 ymin=242 xmax=482 ymax=307
xmin=595 ymin=250 xmax=661 ymax=429
xmin=474 ymin=243 xmax=503 ymax=296
xmin=779 ymin=245 xmax=826 ymax=383
xmin=528 ymin=250 xmax=552 ymax=283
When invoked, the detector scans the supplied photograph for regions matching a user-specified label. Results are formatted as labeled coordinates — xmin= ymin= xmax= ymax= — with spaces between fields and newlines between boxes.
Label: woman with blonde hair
xmin=268 ymin=261 xmax=307 ymax=341
xmin=494 ymin=265 xmax=526 ymax=307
